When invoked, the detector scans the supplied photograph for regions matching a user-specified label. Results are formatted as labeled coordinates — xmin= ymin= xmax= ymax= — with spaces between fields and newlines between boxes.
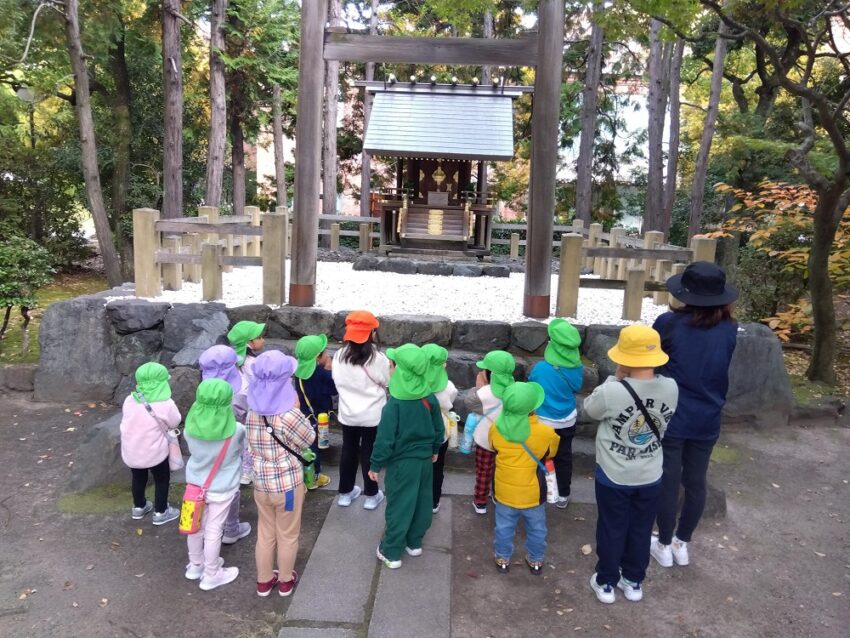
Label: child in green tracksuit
xmin=369 ymin=343 xmax=444 ymax=569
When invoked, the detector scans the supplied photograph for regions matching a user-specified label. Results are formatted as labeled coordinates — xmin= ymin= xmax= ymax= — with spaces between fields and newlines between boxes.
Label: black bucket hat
xmin=666 ymin=261 xmax=738 ymax=307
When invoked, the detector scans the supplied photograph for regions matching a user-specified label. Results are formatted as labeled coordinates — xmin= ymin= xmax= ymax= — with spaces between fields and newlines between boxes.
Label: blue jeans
xmin=493 ymin=502 xmax=547 ymax=562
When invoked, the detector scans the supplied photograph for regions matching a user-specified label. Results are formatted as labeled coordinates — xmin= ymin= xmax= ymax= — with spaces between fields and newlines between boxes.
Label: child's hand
xmin=368 ymin=470 xmax=379 ymax=482
xmin=432 ymin=454 xmax=438 ymax=463
xmin=475 ymin=370 xmax=488 ymax=389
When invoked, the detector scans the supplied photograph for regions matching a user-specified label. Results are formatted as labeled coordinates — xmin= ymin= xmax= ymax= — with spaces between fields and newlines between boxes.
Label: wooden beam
xmin=523 ymin=0 xmax=564 ymax=318
xmin=155 ymin=220 xmax=263 ymax=235
xmin=323 ymin=32 xmax=539 ymax=67
xmin=583 ymin=247 xmax=692 ymax=260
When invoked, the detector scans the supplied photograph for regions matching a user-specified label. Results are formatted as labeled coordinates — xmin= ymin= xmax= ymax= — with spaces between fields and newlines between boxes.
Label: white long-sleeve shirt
xmin=331 ymin=347 xmax=391 ymax=427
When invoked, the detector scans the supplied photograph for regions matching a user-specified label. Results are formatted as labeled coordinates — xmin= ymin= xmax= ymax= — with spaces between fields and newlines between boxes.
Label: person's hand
xmin=368 ymin=470 xmax=379 ymax=482
xmin=432 ymin=454 xmax=438 ymax=463
xmin=615 ymin=365 xmax=630 ymax=380
xmin=475 ymin=370 xmax=488 ymax=389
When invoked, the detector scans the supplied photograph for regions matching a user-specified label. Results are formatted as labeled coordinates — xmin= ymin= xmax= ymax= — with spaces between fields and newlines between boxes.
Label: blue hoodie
xmin=528 ymin=360 xmax=583 ymax=422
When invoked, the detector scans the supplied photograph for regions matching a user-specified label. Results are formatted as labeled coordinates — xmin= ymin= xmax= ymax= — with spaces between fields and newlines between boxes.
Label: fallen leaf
xmin=603 ymin=625 xmax=611 ymax=631
xmin=88 ymin=403 xmax=96 ymax=408
xmin=99 ymin=598 xmax=108 ymax=607
xmin=554 ymin=588 xmax=561 ymax=595
xmin=63 ymin=581 xmax=74 ymax=591
xmin=18 ymin=593 xmax=27 ymax=600
xmin=64 ymin=408 xmax=70 ymax=413
xmin=18 ymin=438 xmax=26 ymax=441
xmin=833 ymin=592 xmax=843 ymax=597
xmin=72 ymin=602 xmax=79 ymax=608
xmin=556 ymin=610 xmax=563 ymax=616
xmin=73 ymin=411 xmax=82 ymax=417
xmin=574 ymin=516 xmax=586 ymax=521
xmin=136 ymin=528 xmax=143 ymax=536
xmin=726 ymin=596 xmax=734 ymax=602
xmin=65 ymin=427 xmax=76 ymax=432
xmin=580 ymin=544 xmax=592 ymax=556
xmin=814 ymin=551 xmax=826 ymax=557
xmin=771 ymin=483 xmax=780 ymax=488
xmin=565 ymin=608 xmax=574 ymax=613
xmin=134 ymin=573 xmax=144 ymax=578
xmin=85 ymin=564 xmax=94 ymax=570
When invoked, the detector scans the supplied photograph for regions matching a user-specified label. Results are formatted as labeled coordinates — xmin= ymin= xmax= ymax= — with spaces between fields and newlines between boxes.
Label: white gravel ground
xmin=113 ymin=261 xmax=668 ymax=325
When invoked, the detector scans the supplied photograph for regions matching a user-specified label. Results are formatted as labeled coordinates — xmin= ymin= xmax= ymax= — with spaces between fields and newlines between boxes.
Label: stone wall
xmin=34 ymin=296 xmax=794 ymax=429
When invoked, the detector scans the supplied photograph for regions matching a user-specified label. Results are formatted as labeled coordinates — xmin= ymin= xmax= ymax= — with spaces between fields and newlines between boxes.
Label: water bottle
xmin=302 ymin=448 xmax=317 ymax=489
xmin=459 ymin=413 xmax=480 ymax=455
xmin=317 ymin=412 xmax=330 ymax=450
xmin=544 ymin=459 xmax=559 ymax=504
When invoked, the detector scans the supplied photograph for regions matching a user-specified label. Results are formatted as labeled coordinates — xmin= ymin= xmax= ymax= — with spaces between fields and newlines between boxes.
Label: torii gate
xmin=290 ymin=0 xmax=565 ymax=319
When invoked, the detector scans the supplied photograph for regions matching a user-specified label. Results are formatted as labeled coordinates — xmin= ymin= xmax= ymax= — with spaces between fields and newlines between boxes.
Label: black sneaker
xmin=525 ymin=555 xmax=544 ymax=575
xmin=494 ymin=557 xmax=510 ymax=574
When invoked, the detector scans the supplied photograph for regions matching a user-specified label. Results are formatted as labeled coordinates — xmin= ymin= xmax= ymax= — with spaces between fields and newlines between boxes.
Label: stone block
xmin=511 ymin=321 xmax=549 ymax=354
xmin=376 ymin=314 xmax=452 ymax=347
xmin=68 ymin=413 xmax=125 ymax=492
xmin=1 ymin=364 xmax=37 ymax=392
xmin=263 ymin=339 xmax=295 ymax=356
xmin=225 ymin=304 xmax=271 ymax=326
xmin=35 ymin=296 xmax=121 ymax=402
xmin=267 ymin=307 xmax=335 ymax=340
xmin=332 ymin=310 xmax=353 ymax=342
xmin=169 ymin=366 xmax=202 ymax=418
xmin=452 ymin=320 xmax=511 ymax=352
xmin=114 ymin=330 xmax=163 ymax=376
xmin=377 ymin=258 xmax=418 ymax=274
xmin=581 ymin=324 xmax=621 ymax=355
xmin=112 ymin=375 xmax=135 ymax=406
xmin=581 ymin=366 xmax=600 ymax=393
xmin=352 ymin=254 xmax=380 ymax=271
xmin=417 ymin=261 xmax=454 ymax=276
xmin=447 ymin=353 xmax=480 ymax=390
xmin=482 ymin=264 xmax=510 ymax=278
xmin=161 ymin=303 xmax=229 ymax=367
xmin=452 ymin=264 xmax=482 ymax=277
xmin=723 ymin=323 xmax=794 ymax=426
xmin=105 ymin=299 xmax=170 ymax=334
xmin=584 ymin=333 xmax=618 ymax=381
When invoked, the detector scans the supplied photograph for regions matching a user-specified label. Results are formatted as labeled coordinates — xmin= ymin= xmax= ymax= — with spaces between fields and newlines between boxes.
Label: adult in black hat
xmin=649 ymin=261 xmax=739 ymax=569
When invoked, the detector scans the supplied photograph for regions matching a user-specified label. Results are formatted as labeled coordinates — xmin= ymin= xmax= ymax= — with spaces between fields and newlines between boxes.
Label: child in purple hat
xmin=245 ymin=351 xmax=315 ymax=598
xmin=199 ymin=345 xmax=252 ymax=546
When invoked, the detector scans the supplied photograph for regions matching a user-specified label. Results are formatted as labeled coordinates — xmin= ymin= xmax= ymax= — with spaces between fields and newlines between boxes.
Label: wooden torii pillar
xmin=292 ymin=0 xmax=563 ymax=318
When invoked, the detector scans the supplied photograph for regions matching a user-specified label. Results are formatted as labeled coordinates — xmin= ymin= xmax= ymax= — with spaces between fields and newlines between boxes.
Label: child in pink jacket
xmin=120 ymin=362 xmax=181 ymax=525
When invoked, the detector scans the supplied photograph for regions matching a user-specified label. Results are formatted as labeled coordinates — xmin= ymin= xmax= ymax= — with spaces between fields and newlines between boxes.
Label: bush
xmin=0 ymin=235 xmax=54 ymax=341
xmin=733 ymin=243 xmax=806 ymax=323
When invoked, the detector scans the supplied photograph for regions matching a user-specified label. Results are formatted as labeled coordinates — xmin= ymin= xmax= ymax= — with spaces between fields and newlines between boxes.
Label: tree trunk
xmin=64 ymin=0 xmax=123 ymax=286
xmin=230 ymin=108 xmax=245 ymax=217
xmin=359 ymin=0 xmax=378 ymax=217
xmin=0 ymin=306 xmax=11 ymax=339
xmin=644 ymin=18 xmax=665 ymax=233
xmin=227 ymin=3 xmax=245 ymax=216
xmin=109 ymin=28 xmax=131 ymax=231
xmin=20 ymin=307 xmax=31 ymax=355
xmin=162 ymin=0 xmax=183 ymax=218
xmin=687 ymin=22 xmax=729 ymax=241
xmin=575 ymin=5 xmax=604 ymax=224
xmin=272 ymin=83 xmax=286 ymax=209
xmin=205 ymin=0 xmax=228 ymax=208
xmin=662 ymin=38 xmax=684 ymax=235
xmin=478 ymin=8 xmax=494 ymax=204
xmin=322 ymin=0 xmax=343 ymax=225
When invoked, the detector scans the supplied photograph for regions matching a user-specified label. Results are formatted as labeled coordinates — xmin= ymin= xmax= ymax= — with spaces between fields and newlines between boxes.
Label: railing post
xmin=556 ymin=233 xmax=584 ymax=318
xmin=668 ymin=262 xmax=687 ymax=308
xmin=184 ymin=234 xmax=201 ymax=283
xmin=607 ymin=227 xmax=625 ymax=279
xmin=509 ymin=232 xmax=520 ymax=258
xmin=571 ymin=218 xmax=584 ymax=234
xmin=263 ymin=212 xmax=287 ymax=305
xmin=643 ymin=230 xmax=664 ymax=296
xmin=275 ymin=206 xmax=290 ymax=258
xmin=330 ymin=223 xmax=341 ymax=251
xmin=691 ymin=236 xmax=717 ymax=263
xmin=623 ymin=267 xmax=647 ymax=321
xmin=201 ymin=241 xmax=223 ymax=301
xmin=653 ymin=259 xmax=672 ymax=305
xmin=243 ymin=206 xmax=260 ymax=258
xmin=586 ymin=223 xmax=602 ymax=271
xmin=249 ymin=206 xmax=262 ymax=257
xmin=132 ymin=208 xmax=162 ymax=298
xmin=161 ymin=236 xmax=183 ymax=291
xmin=359 ymin=223 xmax=371 ymax=252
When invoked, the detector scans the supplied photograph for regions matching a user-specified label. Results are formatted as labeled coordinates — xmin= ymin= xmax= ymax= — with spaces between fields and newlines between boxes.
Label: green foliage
xmin=0 ymin=235 xmax=54 ymax=312
xmin=732 ymin=241 xmax=806 ymax=324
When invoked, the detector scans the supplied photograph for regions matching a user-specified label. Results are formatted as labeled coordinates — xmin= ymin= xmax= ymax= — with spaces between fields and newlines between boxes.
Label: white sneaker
xmin=650 ymin=537 xmax=673 ymax=567
xmin=590 ymin=573 xmax=616 ymax=604
xmin=222 ymin=522 xmax=252 ymax=545
xmin=617 ymin=576 xmax=643 ymax=602
xmin=473 ymin=502 xmax=487 ymax=515
xmin=671 ymin=536 xmax=690 ymax=565
xmin=337 ymin=485 xmax=362 ymax=507
xmin=199 ymin=566 xmax=239 ymax=591
xmin=432 ymin=502 xmax=440 ymax=514
xmin=131 ymin=501 xmax=153 ymax=520
xmin=363 ymin=490 xmax=385 ymax=510
xmin=152 ymin=505 xmax=179 ymax=526
xmin=376 ymin=545 xmax=402 ymax=569
xmin=555 ymin=495 xmax=571 ymax=509
xmin=240 ymin=473 xmax=253 ymax=486
xmin=405 ymin=546 xmax=423 ymax=557
xmin=185 ymin=557 xmax=224 ymax=581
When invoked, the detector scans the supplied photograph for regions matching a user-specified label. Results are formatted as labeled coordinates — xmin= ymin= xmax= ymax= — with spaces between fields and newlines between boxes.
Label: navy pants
xmin=655 ymin=436 xmax=716 ymax=545
xmin=553 ymin=428 xmax=574 ymax=496
xmin=432 ymin=440 xmax=449 ymax=509
xmin=594 ymin=480 xmax=661 ymax=587
xmin=309 ymin=421 xmax=322 ymax=475
xmin=130 ymin=456 xmax=170 ymax=513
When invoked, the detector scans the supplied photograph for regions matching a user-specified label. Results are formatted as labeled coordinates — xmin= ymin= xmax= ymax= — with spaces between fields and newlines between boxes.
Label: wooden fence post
xmin=643 ymin=230 xmax=664 ymax=296
xmin=691 ymin=236 xmax=717 ymax=263
xmin=263 ymin=213 xmax=287 ymax=305
xmin=653 ymin=259 xmax=672 ymax=305
xmin=622 ymin=267 xmax=647 ymax=321
xmin=132 ymin=208 xmax=162 ymax=298
xmin=249 ymin=207 xmax=262 ymax=256
xmin=571 ymin=219 xmax=584 ymax=234
xmin=359 ymin=223 xmax=371 ymax=252
xmin=510 ymin=232 xmax=520 ymax=258
xmin=607 ymin=227 xmax=625 ymax=279
xmin=201 ymin=241 xmax=223 ymax=301
xmin=275 ymin=206 xmax=290 ymax=258
xmin=586 ymin=223 xmax=602 ymax=271
xmin=184 ymin=234 xmax=202 ymax=283
xmin=161 ymin=236 xmax=183 ymax=291
xmin=243 ymin=206 xmax=259 ymax=258
xmin=556 ymin=233 xmax=584 ymax=318
xmin=668 ymin=262 xmax=687 ymax=308
xmin=330 ymin=223 xmax=340 ymax=251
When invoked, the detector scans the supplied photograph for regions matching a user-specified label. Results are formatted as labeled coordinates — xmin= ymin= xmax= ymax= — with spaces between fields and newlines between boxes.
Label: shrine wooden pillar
xmin=523 ymin=0 xmax=564 ymax=318
xmin=290 ymin=0 xmax=328 ymax=306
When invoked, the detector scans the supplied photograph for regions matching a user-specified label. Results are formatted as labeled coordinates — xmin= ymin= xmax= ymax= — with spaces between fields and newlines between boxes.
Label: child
xmin=368 ymin=344 xmax=444 ymax=569
xmin=294 ymin=334 xmax=336 ymax=490
xmin=528 ymin=319 xmax=583 ymax=508
xmin=227 ymin=320 xmax=266 ymax=485
xmin=119 ymin=362 xmax=181 ymax=525
xmin=332 ymin=311 xmax=390 ymax=510
xmin=651 ymin=261 xmax=738 ymax=568
xmin=184 ymin=379 xmax=246 ymax=591
xmin=199 ymin=345 xmax=252 ymax=545
xmin=489 ymin=382 xmax=560 ymax=575
xmin=246 ymin=351 xmax=316 ymax=597
xmin=583 ymin=324 xmax=678 ymax=604
xmin=464 ymin=350 xmax=516 ymax=515
xmin=422 ymin=343 xmax=458 ymax=514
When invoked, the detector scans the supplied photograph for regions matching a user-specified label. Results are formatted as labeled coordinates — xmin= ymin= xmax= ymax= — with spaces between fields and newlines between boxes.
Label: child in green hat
xmin=226 ymin=320 xmax=266 ymax=485
xmin=463 ymin=350 xmax=516 ymax=515
xmin=529 ymin=319 xmax=583 ymax=508
xmin=119 ymin=362 xmax=182 ymax=525
xmin=184 ymin=378 xmax=247 ymax=591
xmin=294 ymin=334 xmax=337 ymax=490
xmin=422 ymin=343 xmax=458 ymax=514
xmin=489 ymin=381 xmax=560 ymax=576
xmin=369 ymin=344 xmax=444 ymax=569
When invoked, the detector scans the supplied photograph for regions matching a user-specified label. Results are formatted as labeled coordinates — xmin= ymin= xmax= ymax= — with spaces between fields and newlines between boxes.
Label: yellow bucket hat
xmin=607 ymin=324 xmax=669 ymax=368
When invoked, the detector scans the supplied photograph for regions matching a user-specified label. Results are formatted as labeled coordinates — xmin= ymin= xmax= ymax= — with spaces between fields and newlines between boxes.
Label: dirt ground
xmin=1 ymin=393 xmax=848 ymax=638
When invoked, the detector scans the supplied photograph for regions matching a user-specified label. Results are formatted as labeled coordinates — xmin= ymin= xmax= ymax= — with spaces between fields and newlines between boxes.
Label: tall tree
xmin=322 ymin=0 xmax=343 ymax=223
xmin=644 ymin=18 xmax=665 ymax=232
xmin=205 ymin=0 xmax=227 ymax=208
xmin=108 ymin=17 xmax=132 ymax=257
xmin=477 ymin=6 xmax=493 ymax=204
xmin=574 ymin=2 xmax=604 ymax=224
xmin=687 ymin=19 xmax=729 ymax=240
xmin=161 ymin=0 xmax=183 ymax=218
xmin=662 ymin=37 xmax=684 ymax=233
xmin=63 ymin=0 xmax=122 ymax=285
xmin=359 ymin=0 xmax=378 ymax=217
xmin=226 ymin=1 xmax=246 ymax=216
xmin=272 ymin=82 xmax=286 ymax=209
